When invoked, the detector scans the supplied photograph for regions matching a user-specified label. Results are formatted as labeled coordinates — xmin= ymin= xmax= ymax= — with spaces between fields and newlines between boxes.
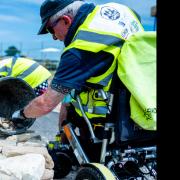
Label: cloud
xmin=0 ymin=15 xmax=24 ymax=22
xmin=0 ymin=31 xmax=10 ymax=36
xmin=23 ymin=0 xmax=43 ymax=4
xmin=0 ymin=30 xmax=22 ymax=42
xmin=0 ymin=0 xmax=156 ymax=60
xmin=4 ymin=0 xmax=44 ymax=5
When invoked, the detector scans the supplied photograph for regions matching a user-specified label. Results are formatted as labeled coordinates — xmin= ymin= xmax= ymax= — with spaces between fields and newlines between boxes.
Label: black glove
xmin=11 ymin=109 xmax=26 ymax=123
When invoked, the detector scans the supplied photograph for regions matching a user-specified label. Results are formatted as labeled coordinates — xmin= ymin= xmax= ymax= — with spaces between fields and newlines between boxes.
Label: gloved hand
xmin=11 ymin=109 xmax=26 ymax=123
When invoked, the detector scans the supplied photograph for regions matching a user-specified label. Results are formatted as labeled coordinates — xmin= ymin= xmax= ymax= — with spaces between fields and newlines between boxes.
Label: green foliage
xmin=4 ymin=46 xmax=21 ymax=56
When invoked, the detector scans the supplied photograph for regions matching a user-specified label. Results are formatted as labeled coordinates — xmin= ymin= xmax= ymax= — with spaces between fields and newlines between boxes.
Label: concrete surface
xmin=29 ymin=111 xmax=59 ymax=141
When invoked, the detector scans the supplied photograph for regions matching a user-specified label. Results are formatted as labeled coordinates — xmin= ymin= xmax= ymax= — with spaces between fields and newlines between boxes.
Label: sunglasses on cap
xmin=46 ymin=18 xmax=61 ymax=34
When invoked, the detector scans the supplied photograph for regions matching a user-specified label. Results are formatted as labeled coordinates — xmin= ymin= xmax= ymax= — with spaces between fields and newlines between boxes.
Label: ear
xmin=62 ymin=15 xmax=72 ymax=26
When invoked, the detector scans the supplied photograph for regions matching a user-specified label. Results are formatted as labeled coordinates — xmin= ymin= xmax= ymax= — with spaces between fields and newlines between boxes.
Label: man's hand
xmin=11 ymin=109 xmax=26 ymax=123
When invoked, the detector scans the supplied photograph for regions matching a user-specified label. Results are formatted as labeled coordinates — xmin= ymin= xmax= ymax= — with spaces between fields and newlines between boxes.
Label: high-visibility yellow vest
xmin=117 ymin=31 xmax=156 ymax=130
xmin=63 ymin=3 xmax=144 ymax=119
xmin=0 ymin=57 xmax=51 ymax=88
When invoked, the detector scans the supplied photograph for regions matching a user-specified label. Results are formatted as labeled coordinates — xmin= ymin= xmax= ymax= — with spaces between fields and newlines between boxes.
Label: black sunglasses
xmin=46 ymin=18 xmax=61 ymax=34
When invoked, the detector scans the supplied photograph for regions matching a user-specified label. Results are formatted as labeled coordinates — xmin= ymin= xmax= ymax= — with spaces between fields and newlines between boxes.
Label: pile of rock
xmin=0 ymin=132 xmax=54 ymax=180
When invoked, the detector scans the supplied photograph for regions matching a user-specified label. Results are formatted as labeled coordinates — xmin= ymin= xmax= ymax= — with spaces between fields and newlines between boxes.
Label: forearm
xmin=23 ymin=87 xmax=65 ymax=118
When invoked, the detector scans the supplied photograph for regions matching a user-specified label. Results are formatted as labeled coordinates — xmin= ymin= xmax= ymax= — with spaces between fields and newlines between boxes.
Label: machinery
xmin=0 ymin=77 xmax=156 ymax=179
xmin=47 ymin=89 xmax=157 ymax=180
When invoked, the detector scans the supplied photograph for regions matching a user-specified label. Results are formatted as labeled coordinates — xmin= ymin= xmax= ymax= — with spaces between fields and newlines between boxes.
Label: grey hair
xmin=49 ymin=1 xmax=85 ymax=23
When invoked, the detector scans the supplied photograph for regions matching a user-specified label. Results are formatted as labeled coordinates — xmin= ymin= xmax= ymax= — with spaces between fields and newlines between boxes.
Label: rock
xmin=4 ymin=133 xmax=48 ymax=147
xmin=0 ymin=153 xmax=6 ymax=160
xmin=6 ymin=133 xmax=42 ymax=143
xmin=2 ymin=145 xmax=54 ymax=169
xmin=0 ymin=139 xmax=17 ymax=147
xmin=0 ymin=153 xmax=45 ymax=180
xmin=0 ymin=173 xmax=16 ymax=180
xmin=41 ymin=169 xmax=54 ymax=180
xmin=17 ymin=141 xmax=46 ymax=147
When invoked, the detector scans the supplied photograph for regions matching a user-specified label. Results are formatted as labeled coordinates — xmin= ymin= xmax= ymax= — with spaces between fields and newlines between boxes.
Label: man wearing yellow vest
xmin=11 ymin=0 xmax=155 ymax=140
xmin=0 ymin=56 xmax=51 ymax=96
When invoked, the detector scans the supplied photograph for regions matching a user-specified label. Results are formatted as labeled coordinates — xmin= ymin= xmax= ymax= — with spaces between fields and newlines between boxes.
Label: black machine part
xmin=75 ymin=166 xmax=105 ymax=180
xmin=0 ymin=77 xmax=36 ymax=135
xmin=50 ymin=151 xmax=72 ymax=179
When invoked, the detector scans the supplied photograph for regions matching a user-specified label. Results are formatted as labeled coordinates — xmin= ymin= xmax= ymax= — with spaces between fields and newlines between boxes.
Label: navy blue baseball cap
xmin=38 ymin=0 xmax=81 ymax=35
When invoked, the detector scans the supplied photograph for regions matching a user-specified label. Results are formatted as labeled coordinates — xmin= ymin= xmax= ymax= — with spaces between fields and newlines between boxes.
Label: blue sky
xmin=0 ymin=0 xmax=156 ymax=60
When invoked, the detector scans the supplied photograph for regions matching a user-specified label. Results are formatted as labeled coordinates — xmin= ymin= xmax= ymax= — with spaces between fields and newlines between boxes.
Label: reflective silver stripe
xmin=74 ymin=30 xmax=124 ymax=47
xmin=0 ymin=66 xmax=11 ymax=73
xmin=17 ymin=62 xmax=40 ymax=79
xmin=72 ymin=102 xmax=108 ymax=115
xmin=98 ymin=73 xmax=113 ymax=87
xmin=7 ymin=56 xmax=18 ymax=76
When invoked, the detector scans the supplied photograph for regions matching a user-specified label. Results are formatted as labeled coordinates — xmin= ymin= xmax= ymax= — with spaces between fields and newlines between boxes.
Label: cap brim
xmin=37 ymin=18 xmax=49 ymax=35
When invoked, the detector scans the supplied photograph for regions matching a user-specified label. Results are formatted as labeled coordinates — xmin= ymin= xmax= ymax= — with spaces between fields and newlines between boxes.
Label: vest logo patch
xmin=100 ymin=6 xmax=120 ymax=20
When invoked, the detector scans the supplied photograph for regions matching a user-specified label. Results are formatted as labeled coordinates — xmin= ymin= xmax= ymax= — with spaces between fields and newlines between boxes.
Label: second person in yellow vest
xmin=0 ymin=56 xmax=51 ymax=96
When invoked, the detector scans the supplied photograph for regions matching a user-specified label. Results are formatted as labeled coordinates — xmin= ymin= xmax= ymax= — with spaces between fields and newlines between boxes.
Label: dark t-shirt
xmin=50 ymin=3 xmax=114 ymax=94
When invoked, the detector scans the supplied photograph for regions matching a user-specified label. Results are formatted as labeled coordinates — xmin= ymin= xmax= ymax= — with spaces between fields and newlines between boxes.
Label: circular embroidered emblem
xmin=100 ymin=6 xmax=120 ymax=20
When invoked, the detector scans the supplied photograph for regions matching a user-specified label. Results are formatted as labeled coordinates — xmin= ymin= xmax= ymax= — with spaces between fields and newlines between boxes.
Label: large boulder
xmin=0 ymin=153 xmax=45 ymax=179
